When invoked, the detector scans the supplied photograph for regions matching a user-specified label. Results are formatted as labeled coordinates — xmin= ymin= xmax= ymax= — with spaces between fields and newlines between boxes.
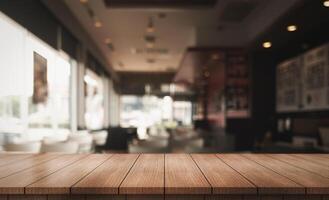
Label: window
xmin=0 ymin=13 xmax=73 ymax=138
xmin=84 ymin=69 xmax=105 ymax=130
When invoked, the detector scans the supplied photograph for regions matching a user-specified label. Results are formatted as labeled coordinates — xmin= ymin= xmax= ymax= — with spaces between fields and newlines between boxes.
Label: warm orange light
xmin=94 ymin=20 xmax=102 ymax=28
xmin=262 ymin=41 xmax=272 ymax=48
xmin=80 ymin=0 xmax=88 ymax=3
xmin=146 ymin=27 xmax=155 ymax=33
xmin=287 ymin=25 xmax=297 ymax=32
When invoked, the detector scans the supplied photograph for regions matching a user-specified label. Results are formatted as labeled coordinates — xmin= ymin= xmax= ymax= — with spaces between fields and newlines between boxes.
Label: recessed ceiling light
xmin=94 ymin=20 xmax=102 ymax=28
xmin=146 ymin=27 xmax=154 ymax=33
xmin=287 ymin=25 xmax=297 ymax=32
xmin=262 ymin=41 xmax=272 ymax=48
xmin=324 ymin=0 xmax=329 ymax=7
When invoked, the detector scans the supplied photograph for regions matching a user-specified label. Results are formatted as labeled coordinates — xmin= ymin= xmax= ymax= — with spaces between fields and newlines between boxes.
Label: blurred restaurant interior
xmin=1 ymin=0 xmax=329 ymax=154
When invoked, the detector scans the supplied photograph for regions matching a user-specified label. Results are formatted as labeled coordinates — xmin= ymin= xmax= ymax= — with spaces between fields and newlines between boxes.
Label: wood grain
xmin=120 ymin=154 xmax=164 ymax=195
xmin=268 ymin=154 xmax=329 ymax=178
xmin=244 ymin=154 xmax=329 ymax=194
xmin=216 ymin=154 xmax=304 ymax=195
xmin=292 ymin=154 xmax=329 ymax=167
xmin=192 ymin=154 xmax=256 ymax=195
xmin=0 ymin=154 xmax=327 ymax=198
xmin=165 ymin=154 xmax=211 ymax=195
xmin=26 ymin=154 xmax=111 ymax=194
xmin=47 ymin=195 xmax=85 ymax=200
xmin=205 ymin=195 xmax=243 ymax=200
xmin=0 ymin=154 xmax=60 ymax=179
xmin=166 ymin=195 xmax=204 ymax=200
xmin=127 ymin=195 xmax=163 ymax=200
xmin=0 ymin=154 xmax=33 ymax=167
xmin=72 ymin=154 xmax=139 ymax=194
xmin=7 ymin=195 xmax=47 ymax=200
xmin=0 ymin=154 xmax=86 ymax=194
xmin=85 ymin=195 xmax=125 ymax=200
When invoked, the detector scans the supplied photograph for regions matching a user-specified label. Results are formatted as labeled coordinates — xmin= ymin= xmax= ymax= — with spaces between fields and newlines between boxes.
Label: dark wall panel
xmin=0 ymin=0 xmax=79 ymax=60
xmin=0 ymin=0 xmax=58 ymax=49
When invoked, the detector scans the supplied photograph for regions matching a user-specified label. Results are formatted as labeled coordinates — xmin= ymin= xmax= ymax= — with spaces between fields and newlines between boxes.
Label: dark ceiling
xmin=253 ymin=0 xmax=329 ymax=56
xmin=118 ymin=0 xmax=329 ymax=96
xmin=103 ymin=0 xmax=217 ymax=9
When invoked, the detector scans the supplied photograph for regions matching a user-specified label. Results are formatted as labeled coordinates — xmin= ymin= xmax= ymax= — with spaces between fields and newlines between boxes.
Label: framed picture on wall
xmin=32 ymin=52 xmax=48 ymax=104
xmin=276 ymin=57 xmax=302 ymax=112
xmin=302 ymin=43 xmax=329 ymax=110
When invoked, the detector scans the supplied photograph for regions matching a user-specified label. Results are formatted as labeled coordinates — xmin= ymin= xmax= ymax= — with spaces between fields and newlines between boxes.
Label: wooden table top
xmin=0 ymin=153 xmax=329 ymax=196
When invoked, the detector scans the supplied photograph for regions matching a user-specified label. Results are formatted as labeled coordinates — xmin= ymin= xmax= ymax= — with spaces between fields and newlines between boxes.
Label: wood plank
xmin=165 ymin=154 xmax=211 ymax=195
xmin=127 ymin=195 xmax=163 ymax=200
xmin=243 ymin=195 xmax=261 ymax=200
xmin=86 ymin=195 xmax=125 ymax=200
xmin=26 ymin=154 xmax=111 ymax=194
xmin=259 ymin=196 xmax=283 ymax=200
xmin=0 ymin=195 xmax=6 ymax=200
xmin=216 ymin=154 xmax=304 ymax=195
xmin=268 ymin=154 xmax=329 ymax=178
xmin=166 ymin=195 xmax=204 ymax=200
xmin=47 ymin=195 xmax=85 ymax=200
xmin=0 ymin=154 xmax=33 ymax=167
xmin=191 ymin=154 xmax=256 ymax=195
xmin=72 ymin=154 xmax=138 ymax=195
xmin=292 ymin=154 xmax=329 ymax=167
xmin=244 ymin=154 xmax=329 ymax=194
xmin=8 ymin=195 xmax=47 ymax=200
xmin=0 ymin=154 xmax=60 ymax=179
xmin=120 ymin=154 xmax=164 ymax=195
xmin=205 ymin=195 xmax=243 ymax=200
xmin=0 ymin=154 xmax=86 ymax=194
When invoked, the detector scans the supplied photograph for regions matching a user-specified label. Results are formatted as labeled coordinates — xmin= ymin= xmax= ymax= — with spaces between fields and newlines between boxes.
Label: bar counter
xmin=0 ymin=153 xmax=328 ymax=199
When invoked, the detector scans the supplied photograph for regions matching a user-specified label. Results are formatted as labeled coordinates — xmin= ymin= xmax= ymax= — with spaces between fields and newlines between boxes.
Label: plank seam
xmin=291 ymin=154 xmax=329 ymax=167
xmin=69 ymin=154 xmax=115 ymax=194
xmin=24 ymin=154 xmax=91 ymax=194
xmin=0 ymin=154 xmax=63 ymax=181
xmin=0 ymin=154 xmax=34 ymax=168
xmin=215 ymin=154 xmax=259 ymax=195
xmin=163 ymin=154 xmax=165 ymax=200
xmin=266 ymin=154 xmax=329 ymax=181
xmin=117 ymin=154 xmax=141 ymax=195
xmin=189 ymin=154 xmax=213 ymax=195
xmin=240 ymin=154 xmax=306 ymax=195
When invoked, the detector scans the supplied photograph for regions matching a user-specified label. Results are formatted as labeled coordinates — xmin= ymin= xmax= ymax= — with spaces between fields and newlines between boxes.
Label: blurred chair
xmin=40 ymin=141 xmax=79 ymax=153
xmin=68 ymin=132 xmax=93 ymax=153
xmin=103 ymin=127 xmax=129 ymax=152
xmin=42 ymin=136 xmax=67 ymax=144
xmin=91 ymin=130 xmax=108 ymax=146
xmin=3 ymin=142 xmax=41 ymax=153
xmin=319 ymin=127 xmax=329 ymax=147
